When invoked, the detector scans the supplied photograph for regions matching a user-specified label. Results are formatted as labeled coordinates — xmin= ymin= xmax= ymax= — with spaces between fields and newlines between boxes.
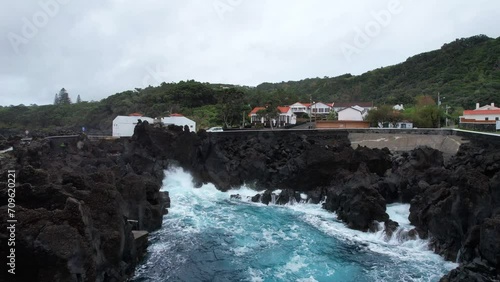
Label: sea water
xmin=132 ymin=167 xmax=456 ymax=282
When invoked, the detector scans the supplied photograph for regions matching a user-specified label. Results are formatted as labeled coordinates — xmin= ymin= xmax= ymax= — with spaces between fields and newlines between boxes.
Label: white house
xmin=310 ymin=102 xmax=333 ymax=116
xmin=338 ymin=106 xmax=368 ymax=121
xmin=460 ymin=103 xmax=500 ymax=122
xmin=249 ymin=106 xmax=296 ymax=127
xmin=112 ymin=114 xmax=154 ymax=137
xmin=289 ymin=102 xmax=310 ymax=115
xmin=289 ymin=101 xmax=335 ymax=116
xmin=332 ymin=102 xmax=374 ymax=113
xmin=290 ymin=102 xmax=311 ymax=114
xmin=277 ymin=106 xmax=297 ymax=126
xmin=162 ymin=114 xmax=196 ymax=132
xmin=249 ymin=107 xmax=266 ymax=123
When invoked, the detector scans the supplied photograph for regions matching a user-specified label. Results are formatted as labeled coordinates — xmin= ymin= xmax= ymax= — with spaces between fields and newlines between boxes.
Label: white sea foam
xmin=136 ymin=167 xmax=457 ymax=282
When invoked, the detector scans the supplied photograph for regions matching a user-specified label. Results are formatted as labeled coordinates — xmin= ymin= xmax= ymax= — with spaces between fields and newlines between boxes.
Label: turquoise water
xmin=132 ymin=168 xmax=456 ymax=282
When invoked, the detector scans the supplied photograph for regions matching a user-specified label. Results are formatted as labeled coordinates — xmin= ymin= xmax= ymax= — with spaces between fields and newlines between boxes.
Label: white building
xmin=378 ymin=121 xmax=413 ymax=129
xmin=289 ymin=102 xmax=335 ymax=116
xmin=249 ymin=106 xmax=297 ymax=127
xmin=112 ymin=114 xmax=154 ymax=137
xmin=249 ymin=107 xmax=266 ymax=123
xmin=338 ymin=106 xmax=368 ymax=121
xmin=332 ymin=102 xmax=374 ymax=113
xmin=162 ymin=114 xmax=197 ymax=132
xmin=289 ymin=102 xmax=310 ymax=115
xmin=460 ymin=103 xmax=500 ymax=122
xmin=310 ymin=102 xmax=333 ymax=116
xmin=277 ymin=107 xmax=297 ymax=126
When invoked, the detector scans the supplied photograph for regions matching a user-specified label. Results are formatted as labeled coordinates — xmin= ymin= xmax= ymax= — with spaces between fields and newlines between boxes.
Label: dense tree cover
xmin=366 ymin=96 xmax=445 ymax=128
xmin=1 ymin=35 xmax=498 ymax=133
xmin=365 ymin=105 xmax=403 ymax=127
xmin=253 ymin=35 xmax=500 ymax=109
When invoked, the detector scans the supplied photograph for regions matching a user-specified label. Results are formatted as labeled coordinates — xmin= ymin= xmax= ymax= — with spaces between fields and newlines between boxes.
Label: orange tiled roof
xmin=463 ymin=110 xmax=500 ymax=115
xmin=249 ymin=107 xmax=266 ymax=116
xmin=277 ymin=106 xmax=290 ymax=113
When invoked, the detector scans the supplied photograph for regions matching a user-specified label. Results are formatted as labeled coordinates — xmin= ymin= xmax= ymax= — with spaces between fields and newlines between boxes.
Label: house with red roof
xmin=277 ymin=106 xmax=297 ymax=126
xmin=249 ymin=106 xmax=297 ymax=127
xmin=460 ymin=103 xmax=500 ymax=123
xmin=249 ymin=107 xmax=266 ymax=124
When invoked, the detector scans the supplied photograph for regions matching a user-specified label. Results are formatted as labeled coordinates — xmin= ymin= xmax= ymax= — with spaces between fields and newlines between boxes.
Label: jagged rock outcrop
xmin=128 ymin=123 xmax=393 ymax=192
xmin=403 ymin=141 xmax=500 ymax=281
xmin=0 ymin=133 xmax=168 ymax=282
xmin=2 ymin=122 xmax=499 ymax=281
xmin=323 ymin=164 xmax=389 ymax=232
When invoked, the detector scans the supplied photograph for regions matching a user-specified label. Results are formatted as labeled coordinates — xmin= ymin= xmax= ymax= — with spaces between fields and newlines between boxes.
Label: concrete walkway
xmin=349 ymin=132 xmax=467 ymax=161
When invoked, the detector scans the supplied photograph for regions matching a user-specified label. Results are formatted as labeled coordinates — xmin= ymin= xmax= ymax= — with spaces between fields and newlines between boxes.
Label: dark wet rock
xmin=230 ymin=194 xmax=242 ymax=200
xmin=251 ymin=193 xmax=261 ymax=203
xmin=276 ymin=189 xmax=301 ymax=205
xmin=353 ymin=146 xmax=392 ymax=176
xmin=404 ymin=142 xmax=500 ymax=280
xmin=306 ymin=187 xmax=325 ymax=204
xmin=409 ymin=168 xmax=492 ymax=262
xmin=4 ymin=121 xmax=500 ymax=281
xmin=440 ymin=259 xmax=499 ymax=282
xmin=261 ymin=190 xmax=273 ymax=205
xmin=377 ymin=146 xmax=447 ymax=204
xmin=0 ymin=133 xmax=169 ymax=282
xmin=323 ymin=165 xmax=389 ymax=232
xmin=384 ymin=219 xmax=399 ymax=238
xmin=479 ymin=216 xmax=500 ymax=268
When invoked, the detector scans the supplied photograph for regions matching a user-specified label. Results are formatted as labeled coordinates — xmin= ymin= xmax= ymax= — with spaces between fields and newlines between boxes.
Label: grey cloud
xmin=1 ymin=0 xmax=499 ymax=106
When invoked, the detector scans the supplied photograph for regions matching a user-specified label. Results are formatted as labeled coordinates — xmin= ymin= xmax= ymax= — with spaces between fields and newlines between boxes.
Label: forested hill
xmin=1 ymin=35 xmax=499 ymax=133
xmin=255 ymin=35 xmax=500 ymax=108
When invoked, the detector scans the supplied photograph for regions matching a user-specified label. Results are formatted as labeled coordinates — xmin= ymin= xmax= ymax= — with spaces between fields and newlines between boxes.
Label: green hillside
xmin=254 ymin=34 xmax=500 ymax=109
xmin=1 ymin=35 xmax=499 ymax=133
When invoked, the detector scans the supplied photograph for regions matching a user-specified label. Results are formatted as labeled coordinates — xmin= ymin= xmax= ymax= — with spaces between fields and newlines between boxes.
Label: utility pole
xmin=445 ymin=105 xmax=450 ymax=127
xmin=309 ymin=94 xmax=312 ymax=128
xmin=437 ymin=92 xmax=441 ymax=128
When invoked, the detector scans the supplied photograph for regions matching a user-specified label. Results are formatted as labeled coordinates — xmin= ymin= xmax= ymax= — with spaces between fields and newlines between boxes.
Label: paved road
xmin=288 ymin=122 xmax=315 ymax=130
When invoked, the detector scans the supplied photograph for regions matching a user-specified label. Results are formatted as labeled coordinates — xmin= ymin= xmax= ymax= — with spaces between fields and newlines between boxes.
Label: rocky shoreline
xmin=1 ymin=123 xmax=499 ymax=281
xmin=0 ymin=131 xmax=169 ymax=282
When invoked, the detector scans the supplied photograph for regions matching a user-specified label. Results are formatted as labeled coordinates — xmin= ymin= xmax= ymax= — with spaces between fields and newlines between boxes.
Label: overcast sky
xmin=1 ymin=0 xmax=499 ymax=106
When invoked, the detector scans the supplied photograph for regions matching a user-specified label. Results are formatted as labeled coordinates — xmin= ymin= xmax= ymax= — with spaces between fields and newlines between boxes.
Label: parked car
xmin=206 ymin=127 xmax=224 ymax=132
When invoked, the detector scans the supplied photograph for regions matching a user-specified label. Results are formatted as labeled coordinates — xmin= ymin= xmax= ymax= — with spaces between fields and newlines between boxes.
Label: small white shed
xmin=162 ymin=114 xmax=196 ymax=132
xmin=112 ymin=115 xmax=154 ymax=137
